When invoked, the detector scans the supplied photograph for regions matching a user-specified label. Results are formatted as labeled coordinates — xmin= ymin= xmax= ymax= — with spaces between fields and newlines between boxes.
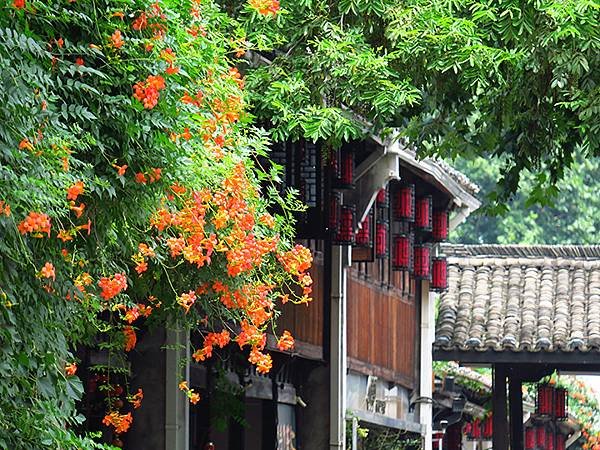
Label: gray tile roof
xmin=435 ymin=244 xmax=600 ymax=353
xmin=391 ymin=142 xmax=481 ymax=196
xmin=433 ymin=159 xmax=480 ymax=196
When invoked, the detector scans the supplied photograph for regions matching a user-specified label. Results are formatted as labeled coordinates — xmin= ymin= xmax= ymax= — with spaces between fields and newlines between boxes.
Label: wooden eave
xmin=434 ymin=348 xmax=600 ymax=369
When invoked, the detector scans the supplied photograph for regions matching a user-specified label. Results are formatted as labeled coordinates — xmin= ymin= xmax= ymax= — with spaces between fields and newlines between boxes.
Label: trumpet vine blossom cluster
xmin=0 ymin=0 xmax=303 ymax=447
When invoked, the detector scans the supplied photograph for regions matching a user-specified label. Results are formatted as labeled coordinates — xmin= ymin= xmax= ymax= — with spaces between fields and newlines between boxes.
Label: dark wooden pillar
xmin=230 ymin=414 xmax=245 ymax=449
xmin=509 ymin=376 xmax=524 ymax=450
xmin=493 ymin=365 xmax=509 ymax=450
xmin=127 ymin=328 xmax=166 ymax=449
xmin=263 ymin=375 xmax=278 ymax=450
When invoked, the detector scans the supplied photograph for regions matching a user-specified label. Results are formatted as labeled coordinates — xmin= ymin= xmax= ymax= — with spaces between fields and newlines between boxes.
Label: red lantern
xmin=546 ymin=428 xmax=555 ymax=450
xmin=537 ymin=384 xmax=554 ymax=416
xmin=432 ymin=209 xmax=449 ymax=241
xmin=525 ymin=428 xmax=536 ymax=450
xmin=464 ymin=422 xmax=472 ymax=439
xmin=482 ymin=415 xmax=493 ymax=439
xmin=471 ymin=419 xmax=482 ymax=440
xmin=393 ymin=184 xmax=415 ymax=221
xmin=375 ymin=222 xmax=388 ymax=258
xmin=431 ymin=258 xmax=448 ymax=291
xmin=554 ymin=388 xmax=567 ymax=419
xmin=414 ymin=244 xmax=431 ymax=279
xmin=556 ymin=434 xmax=566 ymax=450
xmin=333 ymin=148 xmax=354 ymax=189
xmin=536 ymin=425 xmax=547 ymax=450
xmin=376 ymin=188 xmax=388 ymax=207
xmin=333 ymin=205 xmax=355 ymax=245
xmin=415 ymin=195 xmax=432 ymax=230
xmin=329 ymin=191 xmax=341 ymax=232
xmin=340 ymin=150 xmax=354 ymax=186
xmin=392 ymin=234 xmax=412 ymax=270
xmin=355 ymin=211 xmax=372 ymax=247
xmin=445 ymin=426 xmax=463 ymax=450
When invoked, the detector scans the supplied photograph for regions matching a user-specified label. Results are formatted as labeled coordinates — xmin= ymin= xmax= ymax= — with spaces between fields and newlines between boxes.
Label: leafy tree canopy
xmin=0 ymin=0 xmax=311 ymax=448
xmin=450 ymin=152 xmax=600 ymax=244
xmin=224 ymin=0 xmax=600 ymax=204
xmin=1 ymin=0 xmax=598 ymax=447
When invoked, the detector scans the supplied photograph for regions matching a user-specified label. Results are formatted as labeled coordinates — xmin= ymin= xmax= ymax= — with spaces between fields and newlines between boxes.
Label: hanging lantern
xmin=329 ymin=191 xmax=341 ymax=233
xmin=376 ymin=187 xmax=389 ymax=208
xmin=333 ymin=205 xmax=355 ymax=245
xmin=464 ymin=422 xmax=474 ymax=441
xmin=393 ymin=184 xmax=415 ymax=222
xmin=375 ymin=221 xmax=388 ymax=258
xmin=431 ymin=258 xmax=448 ymax=291
xmin=546 ymin=428 xmax=555 ymax=450
xmin=332 ymin=148 xmax=354 ymax=189
xmin=432 ymin=209 xmax=449 ymax=241
xmin=525 ymin=428 xmax=536 ymax=450
xmin=340 ymin=150 xmax=354 ymax=187
xmin=482 ymin=415 xmax=493 ymax=439
xmin=554 ymin=388 xmax=567 ymax=420
xmin=471 ymin=418 xmax=482 ymax=440
xmin=537 ymin=384 xmax=554 ymax=416
xmin=414 ymin=244 xmax=431 ymax=280
xmin=415 ymin=195 xmax=432 ymax=231
xmin=433 ymin=432 xmax=445 ymax=449
xmin=392 ymin=234 xmax=413 ymax=270
xmin=445 ymin=424 xmax=462 ymax=450
xmin=536 ymin=425 xmax=547 ymax=450
xmin=355 ymin=210 xmax=373 ymax=248
xmin=556 ymin=434 xmax=566 ymax=450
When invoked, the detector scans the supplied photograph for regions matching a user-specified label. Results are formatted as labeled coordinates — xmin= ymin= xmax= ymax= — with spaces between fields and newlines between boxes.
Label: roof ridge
xmin=441 ymin=243 xmax=600 ymax=259
xmin=394 ymin=143 xmax=481 ymax=196
xmin=432 ymin=159 xmax=481 ymax=195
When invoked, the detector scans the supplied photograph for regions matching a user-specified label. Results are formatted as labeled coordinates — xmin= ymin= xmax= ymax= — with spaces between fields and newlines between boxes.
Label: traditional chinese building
xmin=432 ymin=361 xmax=581 ymax=450
xmin=434 ymin=245 xmax=600 ymax=450
xmin=113 ymin=136 xmax=479 ymax=450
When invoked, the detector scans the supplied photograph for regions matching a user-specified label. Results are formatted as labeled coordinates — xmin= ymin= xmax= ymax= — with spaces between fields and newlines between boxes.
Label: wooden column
xmin=329 ymin=244 xmax=349 ymax=449
xmin=493 ymin=365 xmax=509 ymax=450
xmin=264 ymin=374 xmax=279 ymax=450
xmin=509 ymin=376 xmax=524 ymax=450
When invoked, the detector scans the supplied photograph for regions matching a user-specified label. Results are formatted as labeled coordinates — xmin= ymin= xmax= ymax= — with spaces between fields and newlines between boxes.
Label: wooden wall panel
xmin=275 ymin=246 xmax=417 ymax=386
xmin=276 ymin=259 xmax=324 ymax=352
xmin=347 ymin=269 xmax=416 ymax=388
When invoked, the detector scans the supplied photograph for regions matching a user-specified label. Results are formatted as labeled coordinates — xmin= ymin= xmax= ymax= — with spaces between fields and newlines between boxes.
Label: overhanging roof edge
xmin=384 ymin=140 xmax=481 ymax=228
xmin=434 ymin=348 xmax=600 ymax=366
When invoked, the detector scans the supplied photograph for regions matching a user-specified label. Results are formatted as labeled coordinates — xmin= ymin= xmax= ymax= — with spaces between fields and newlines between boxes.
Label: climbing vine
xmin=0 ymin=0 xmax=310 ymax=448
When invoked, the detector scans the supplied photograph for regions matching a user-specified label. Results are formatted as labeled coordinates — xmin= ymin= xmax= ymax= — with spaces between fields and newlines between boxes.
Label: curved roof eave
xmin=384 ymin=138 xmax=481 ymax=230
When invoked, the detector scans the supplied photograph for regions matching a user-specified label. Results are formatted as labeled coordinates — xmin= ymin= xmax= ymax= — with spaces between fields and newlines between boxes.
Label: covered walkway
xmin=434 ymin=245 xmax=600 ymax=450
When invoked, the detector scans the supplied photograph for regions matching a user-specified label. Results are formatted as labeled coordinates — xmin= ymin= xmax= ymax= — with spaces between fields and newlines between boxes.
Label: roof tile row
xmin=435 ymin=245 xmax=600 ymax=353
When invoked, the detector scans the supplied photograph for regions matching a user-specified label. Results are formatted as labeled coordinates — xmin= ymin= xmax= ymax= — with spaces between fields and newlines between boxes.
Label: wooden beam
xmin=509 ymin=376 xmax=524 ymax=450
xmin=492 ymin=365 xmax=509 ymax=450
xmin=510 ymin=366 xmax=554 ymax=382
xmin=347 ymin=357 xmax=414 ymax=389
xmin=351 ymin=409 xmax=424 ymax=434
xmin=434 ymin=348 xmax=600 ymax=366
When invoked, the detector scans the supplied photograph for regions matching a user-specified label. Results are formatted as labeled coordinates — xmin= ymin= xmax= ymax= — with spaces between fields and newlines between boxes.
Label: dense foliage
xmin=0 ymin=0 xmax=311 ymax=448
xmin=2 ymin=0 xmax=599 ymax=447
xmin=225 ymin=0 xmax=600 ymax=203
xmin=450 ymin=152 xmax=600 ymax=244
xmin=433 ymin=361 xmax=492 ymax=397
